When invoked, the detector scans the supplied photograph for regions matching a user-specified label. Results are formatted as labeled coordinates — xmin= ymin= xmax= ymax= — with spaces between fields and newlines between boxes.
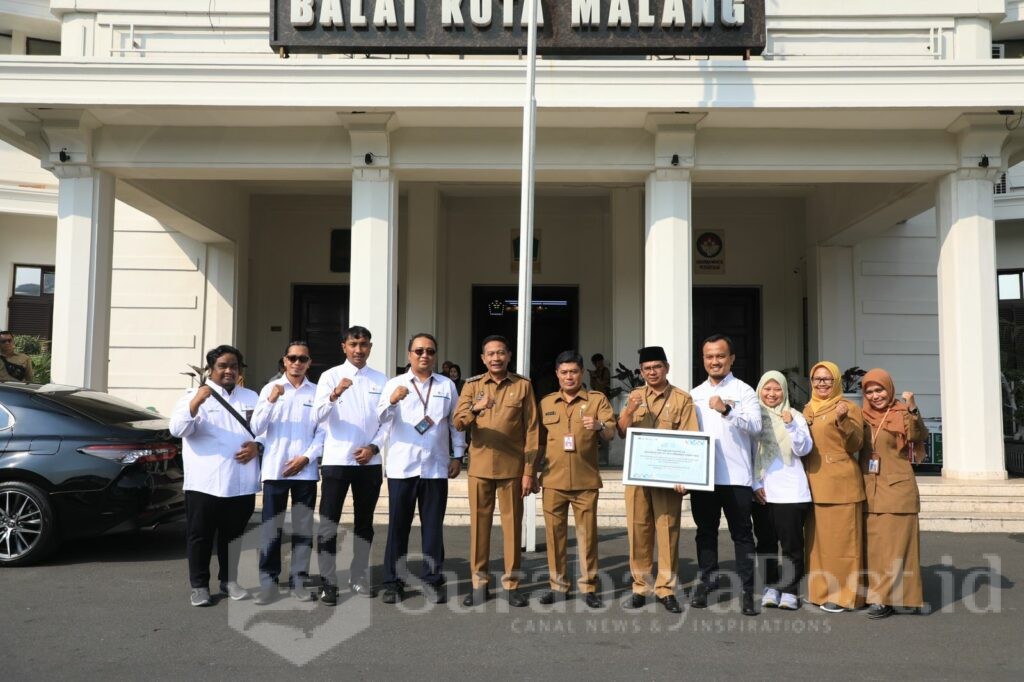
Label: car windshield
xmin=36 ymin=389 xmax=163 ymax=425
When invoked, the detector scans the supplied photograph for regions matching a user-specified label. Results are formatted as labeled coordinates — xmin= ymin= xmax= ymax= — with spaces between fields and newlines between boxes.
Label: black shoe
xmin=382 ymin=584 xmax=404 ymax=605
xmin=657 ymin=595 xmax=683 ymax=614
xmin=622 ymin=593 xmax=647 ymax=609
xmin=349 ymin=577 xmax=375 ymax=598
xmin=319 ymin=583 xmax=338 ymax=606
xmin=463 ymin=586 xmax=489 ymax=607
xmin=741 ymin=592 xmax=757 ymax=616
xmin=538 ymin=590 xmax=568 ymax=605
xmin=690 ymin=582 xmax=711 ymax=609
xmin=584 ymin=593 xmax=603 ymax=609
xmin=426 ymin=583 xmax=447 ymax=605
xmin=506 ymin=590 xmax=528 ymax=608
xmin=867 ymin=604 xmax=895 ymax=619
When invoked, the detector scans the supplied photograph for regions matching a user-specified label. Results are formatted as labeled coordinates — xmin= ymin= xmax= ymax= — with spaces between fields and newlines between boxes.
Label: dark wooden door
xmin=692 ymin=287 xmax=762 ymax=387
xmin=291 ymin=285 xmax=349 ymax=384
xmin=471 ymin=285 xmax=578 ymax=398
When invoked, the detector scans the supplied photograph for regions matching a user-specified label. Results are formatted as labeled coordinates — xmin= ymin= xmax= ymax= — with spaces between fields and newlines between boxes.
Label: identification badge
xmin=868 ymin=456 xmax=880 ymax=474
xmin=563 ymin=435 xmax=576 ymax=452
xmin=415 ymin=415 xmax=435 ymax=435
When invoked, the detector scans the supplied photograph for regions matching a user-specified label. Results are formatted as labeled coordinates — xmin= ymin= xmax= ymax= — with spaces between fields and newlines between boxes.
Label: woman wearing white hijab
xmin=751 ymin=371 xmax=814 ymax=611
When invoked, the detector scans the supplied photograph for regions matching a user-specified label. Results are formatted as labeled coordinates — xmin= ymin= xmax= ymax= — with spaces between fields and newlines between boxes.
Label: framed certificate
xmin=622 ymin=428 xmax=716 ymax=491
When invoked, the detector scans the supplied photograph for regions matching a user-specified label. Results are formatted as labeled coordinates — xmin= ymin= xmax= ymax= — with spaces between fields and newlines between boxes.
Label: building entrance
xmin=291 ymin=284 xmax=349 ymax=383
xmin=692 ymin=287 xmax=762 ymax=386
xmin=470 ymin=285 xmax=578 ymax=397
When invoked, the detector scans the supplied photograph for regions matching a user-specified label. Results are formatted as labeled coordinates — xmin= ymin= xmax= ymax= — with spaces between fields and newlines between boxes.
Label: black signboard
xmin=270 ymin=1 xmax=766 ymax=56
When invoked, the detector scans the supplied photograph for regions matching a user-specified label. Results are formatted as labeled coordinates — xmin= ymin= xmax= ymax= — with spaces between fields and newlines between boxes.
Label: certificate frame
xmin=622 ymin=428 xmax=716 ymax=492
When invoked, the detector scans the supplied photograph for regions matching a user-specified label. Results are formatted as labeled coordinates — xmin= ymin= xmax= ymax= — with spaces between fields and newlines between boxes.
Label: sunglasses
xmin=411 ymin=348 xmax=437 ymax=357
xmin=285 ymin=354 xmax=311 ymax=363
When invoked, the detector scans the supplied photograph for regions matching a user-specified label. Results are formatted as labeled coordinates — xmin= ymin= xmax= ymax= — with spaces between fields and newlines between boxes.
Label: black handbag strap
xmin=1 ymin=354 xmax=27 ymax=381
xmin=205 ymin=384 xmax=256 ymax=439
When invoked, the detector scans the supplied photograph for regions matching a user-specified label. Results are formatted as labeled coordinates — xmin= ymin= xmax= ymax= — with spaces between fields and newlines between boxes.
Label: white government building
xmin=1 ymin=1 xmax=1024 ymax=503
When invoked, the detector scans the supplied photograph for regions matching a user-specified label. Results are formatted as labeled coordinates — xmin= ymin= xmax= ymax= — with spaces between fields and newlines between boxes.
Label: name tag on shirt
xmin=415 ymin=415 xmax=435 ymax=435
xmin=563 ymin=434 xmax=576 ymax=452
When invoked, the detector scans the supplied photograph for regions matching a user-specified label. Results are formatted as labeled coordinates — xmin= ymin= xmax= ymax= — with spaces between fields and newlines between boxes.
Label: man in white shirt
xmin=376 ymin=333 xmax=465 ymax=605
xmin=313 ymin=326 xmax=387 ymax=605
xmin=250 ymin=341 xmax=325 ymax=605
xmin=688 ymin=334 xmax=762 ymax=617
xmin=170 ymin=344 xmax=262 ymax=608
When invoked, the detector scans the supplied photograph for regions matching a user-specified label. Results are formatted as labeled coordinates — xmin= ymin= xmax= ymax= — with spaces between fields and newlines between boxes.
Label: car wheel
xmin=0 ymin=481 xmax=57 ymax=567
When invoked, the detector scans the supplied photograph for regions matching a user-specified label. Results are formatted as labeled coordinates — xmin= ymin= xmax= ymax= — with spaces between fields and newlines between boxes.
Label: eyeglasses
xmin=412 ymin=348 xmax=437 ymax=357
xmin=0 ymin=338 xmax=12 ymax=344
xmin=811 ymin=377 xmax=835 ymax=385
xmin=285 ymin=354 xmax=311 ymax=363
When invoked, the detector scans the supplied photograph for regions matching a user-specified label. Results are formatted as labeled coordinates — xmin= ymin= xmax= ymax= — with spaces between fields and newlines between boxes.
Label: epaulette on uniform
xmin=466 ymin=373 xmax=486 ymax=382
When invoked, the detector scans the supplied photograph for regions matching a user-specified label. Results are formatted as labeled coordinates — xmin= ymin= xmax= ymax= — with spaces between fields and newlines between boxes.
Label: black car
xmin=0 ymin=384 xmax=185 ymax=566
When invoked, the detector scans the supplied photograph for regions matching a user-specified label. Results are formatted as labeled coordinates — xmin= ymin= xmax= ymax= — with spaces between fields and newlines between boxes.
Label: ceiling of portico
xmin=4 ymin=105 xmax=979 ymax=132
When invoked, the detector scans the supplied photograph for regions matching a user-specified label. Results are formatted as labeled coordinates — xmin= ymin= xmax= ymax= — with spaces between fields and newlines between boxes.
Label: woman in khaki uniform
xmin=860 ymin=368 xmax=927 ymax=619
xmin=802 ymin=361 xmax=866 ymax=613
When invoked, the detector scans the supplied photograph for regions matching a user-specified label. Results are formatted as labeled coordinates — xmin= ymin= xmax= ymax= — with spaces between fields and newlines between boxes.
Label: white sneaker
xmin=219 ymin=581 xmax=250 ymax=601
xmin=778 ymin=593 xmax=799 ymax=610
xmin=761 ymin=587 xmax=780 ymax=608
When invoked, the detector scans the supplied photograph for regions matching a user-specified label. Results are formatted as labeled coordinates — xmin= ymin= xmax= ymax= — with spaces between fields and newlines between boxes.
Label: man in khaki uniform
xmin=535 ymin=351 xmax=615 ymax=609
xmin=454 ymin=334 xmax=539 ymax=607
xmin=616 ymin=346 xmax=699 ymax=614
xmin=0 ymin=331 xmax=33 ymax=383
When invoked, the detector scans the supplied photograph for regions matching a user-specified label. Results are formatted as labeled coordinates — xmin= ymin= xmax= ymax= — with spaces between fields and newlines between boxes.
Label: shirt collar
xmin=555 ymin=390 xmax=586 ymax=404
xmin=707 ymin=372 xmax=735 ymax=389
xmin=276 ymin=376 xmax=312 ymax=392
xmin=645 ymin=383 xmax=671 ymax=400
xmin=406 ymin=370 xmax=436 ymax=387
xmin=483 ymin=372 xmax=513 ymax=385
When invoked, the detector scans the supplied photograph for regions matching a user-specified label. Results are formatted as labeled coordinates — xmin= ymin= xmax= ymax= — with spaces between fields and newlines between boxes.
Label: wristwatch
xmin=721 ymin=404 xmax=732 ymax=417
xmin=255 ymin=442 xmax=265 ymax=455
xmin=368 ymin=444 xmax=380 ymax=455
xmin=909 ymin=408 xmax=920 ymax=416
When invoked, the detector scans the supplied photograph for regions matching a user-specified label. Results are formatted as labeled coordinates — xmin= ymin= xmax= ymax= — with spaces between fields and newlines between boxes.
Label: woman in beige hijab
xmin=861 ymin=368 xmax=927 ymax=619
xmin=802 ymin=361 xmax=866 ymax=613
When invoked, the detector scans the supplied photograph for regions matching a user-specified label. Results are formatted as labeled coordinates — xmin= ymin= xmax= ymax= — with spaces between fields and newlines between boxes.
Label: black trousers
xmin=752 ymin=500 xmax=810 ymax=595
xmin=383 ymin=477 xmax=449 ymax=588
xmin=185 ymin=490 xmax=256 ymax=589
xmin=317 ymin=464 xmax=382 ymax=586
xmin=690 ymin=485 xmax=756 ymax=593
xmin=259 ymin=479 xmax=318 ymax=588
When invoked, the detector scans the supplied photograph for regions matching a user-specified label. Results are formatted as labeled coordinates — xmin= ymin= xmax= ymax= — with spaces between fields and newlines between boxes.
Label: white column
xmin=954 ymin=17 xmax=991 ymax=60
xmin=202 ymin=242 xmax=237 ymax=352
xmin=611 ymin=187 xmax=644 ymax=373
xmin=936 ymin=171 xmax=1006 ymax=479
xmin=644 ymin=169 xmax=692 ymax=388
xmin=811 ymin=245 xmax=857 ymax=370
xmin=349 ymin=169 xmax=398 ymax=375
xmin=403 ymin=185 xmax=440 ymax=340
xmin=51 ymin=170 xmax=115 ymax=390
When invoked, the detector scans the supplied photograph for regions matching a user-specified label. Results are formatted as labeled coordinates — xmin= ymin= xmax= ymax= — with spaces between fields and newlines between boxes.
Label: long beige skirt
xmin=806 ymin=502 xmax=865 ymax=609
xmin=865 ymin=512 xmax=923 ymax=608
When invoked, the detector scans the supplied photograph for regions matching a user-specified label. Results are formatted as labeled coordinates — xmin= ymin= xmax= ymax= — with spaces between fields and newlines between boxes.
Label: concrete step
xmin=258 ymin=474 xmax=1024 ymax=532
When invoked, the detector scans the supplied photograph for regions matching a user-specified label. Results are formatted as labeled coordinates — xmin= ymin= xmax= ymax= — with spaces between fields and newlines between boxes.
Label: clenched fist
xmin=472 ymin=394 xmax=495 ymax=414
xmin=268 ymin=384 xmax=286 ymax=403
xmin=189 ymin=384 xmax=214 ymax=417
xmin=709 ymin=395 xmax=727 ymax=414
xmin=390 ymin=385 xmax=410 ymax=405
xmin=902 ymin=391 xmax=917 ymax=412
xmin=624 ymin=393 xmax=644 ymax=415
xmin=781 ymin=409 xmax=793 ymax=424
xmin=331 ymin=377 xmax=353 ymax=401
xmin=835 ymin=401 xmax=849 ymax=422
xmin=582 ymin=415 xmax=600 ymax=431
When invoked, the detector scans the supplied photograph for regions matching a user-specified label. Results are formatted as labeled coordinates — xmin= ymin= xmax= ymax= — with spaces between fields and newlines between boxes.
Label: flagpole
xmin=517 ymin=0 xmax=539 ymax=553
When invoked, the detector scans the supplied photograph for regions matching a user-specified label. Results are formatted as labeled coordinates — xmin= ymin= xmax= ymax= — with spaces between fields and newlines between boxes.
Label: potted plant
xmin=841 ymin=366 xmax=866 ymax=400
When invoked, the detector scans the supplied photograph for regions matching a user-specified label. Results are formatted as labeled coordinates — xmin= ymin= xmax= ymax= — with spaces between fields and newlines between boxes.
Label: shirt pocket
xmin=885 ymin=472 xmax=912 ymax=486
xmin=632 ymin=406 xmax=648 ymax=424
xmin=824 ymin=451 xmax=851 ymax=464
xmin=658 ymin=406 xmax=681 ymax=429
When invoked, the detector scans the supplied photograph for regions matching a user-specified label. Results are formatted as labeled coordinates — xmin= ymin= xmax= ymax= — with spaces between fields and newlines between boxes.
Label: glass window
xmin=999 ymin=273 xmax=1022 ymax=301
xmin=42 ymin=271 xmax=55 ymax=295
xmin=13 ymin=266 xmax=42 ymax=296
xmin=330 ymin=229 xmax=351 ymax=273
xmin=0 ymin=403 xmax=13 ymax=430
xmin=35 ymin=389 xmax=163 ymax=424
xmin=0 ymin=33 xmax=12 ymax=55
xmin=26 ymin=38 xmax=61 ymax=56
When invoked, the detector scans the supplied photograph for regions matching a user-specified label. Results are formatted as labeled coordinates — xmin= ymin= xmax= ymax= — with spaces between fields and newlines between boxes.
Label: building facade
xmin=1 ymin=1 xmax=1024 ymax=482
